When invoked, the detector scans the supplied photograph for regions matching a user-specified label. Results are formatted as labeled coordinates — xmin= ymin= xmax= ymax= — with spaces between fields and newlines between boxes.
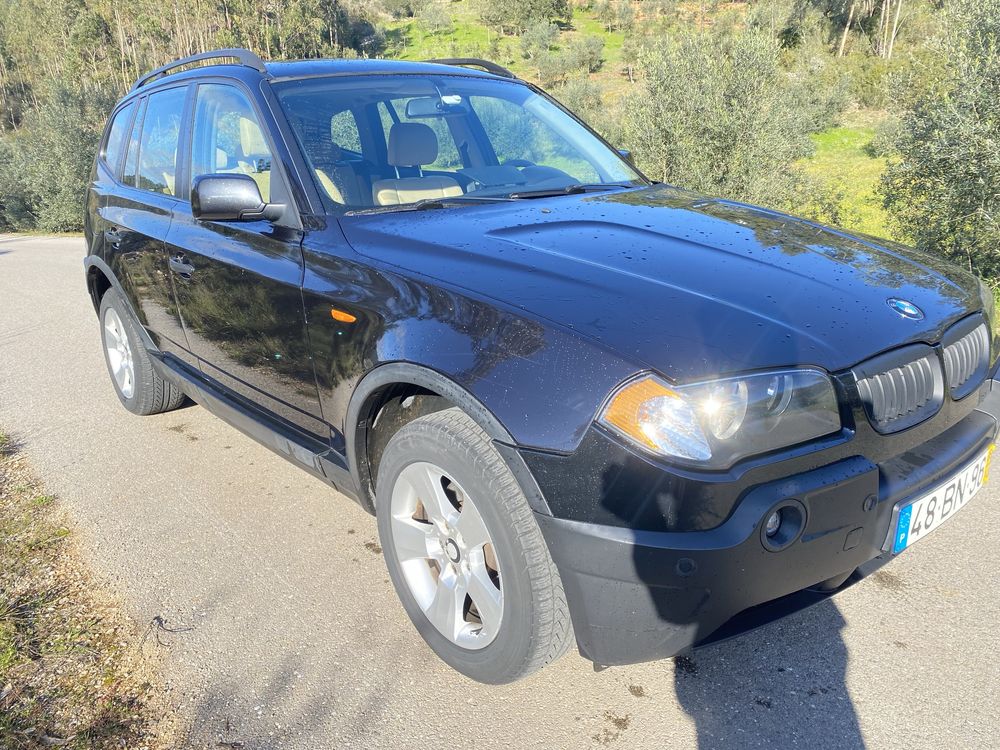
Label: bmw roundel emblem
xmin=887 ymin=298 xmax=924 ymax=320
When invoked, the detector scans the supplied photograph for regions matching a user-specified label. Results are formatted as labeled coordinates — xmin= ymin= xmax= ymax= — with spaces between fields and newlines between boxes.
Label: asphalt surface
xmin=1 ymin=234 xmax=998 ymax=749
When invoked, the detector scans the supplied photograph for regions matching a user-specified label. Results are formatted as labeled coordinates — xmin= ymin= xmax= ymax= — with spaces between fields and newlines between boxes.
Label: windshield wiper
xmin=347 ymin=195 xmax=512 ymax=216
xmin=507 ymin=183 xmax=635 ymax=200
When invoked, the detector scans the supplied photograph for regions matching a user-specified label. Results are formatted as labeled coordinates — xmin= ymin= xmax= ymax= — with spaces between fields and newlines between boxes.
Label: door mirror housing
xmin=191 ymin=174 xmax=284 ymax=222
xmin=617 ymin=148 xmax=634 ymax=165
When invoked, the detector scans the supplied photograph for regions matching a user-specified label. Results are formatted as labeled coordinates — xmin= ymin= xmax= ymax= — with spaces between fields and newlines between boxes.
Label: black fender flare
xmin=83 ymin=255 xmax=159 ymax=353
xmin=345 ymin=362 xmax=552 ymax=516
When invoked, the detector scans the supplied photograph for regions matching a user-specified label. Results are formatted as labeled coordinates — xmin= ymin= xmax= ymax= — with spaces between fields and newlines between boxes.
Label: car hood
xmin=339 ymin=184 xmax=983 ymax=381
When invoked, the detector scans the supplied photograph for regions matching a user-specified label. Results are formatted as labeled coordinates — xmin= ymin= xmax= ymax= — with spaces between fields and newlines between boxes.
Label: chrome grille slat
xmin=943 ymin=324 xmax=989 ymax=395
xmin=856 ymin=353 xmax=941 ymax=433
xmin=853 ymin=320 xmax=990 ymax=434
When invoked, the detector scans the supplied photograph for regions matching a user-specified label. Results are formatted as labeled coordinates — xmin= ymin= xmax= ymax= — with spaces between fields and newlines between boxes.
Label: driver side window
xmin=190 ymin=84 xmax=272 ymax=202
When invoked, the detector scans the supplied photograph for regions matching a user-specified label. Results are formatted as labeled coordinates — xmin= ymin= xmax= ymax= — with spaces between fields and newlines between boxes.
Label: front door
xmin=167 ymin=81 xmax=326 ymax=440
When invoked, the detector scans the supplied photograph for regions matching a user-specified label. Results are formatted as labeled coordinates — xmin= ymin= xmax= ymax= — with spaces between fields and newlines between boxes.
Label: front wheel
xmin=376 ymin=408 xmax=572 ymax=683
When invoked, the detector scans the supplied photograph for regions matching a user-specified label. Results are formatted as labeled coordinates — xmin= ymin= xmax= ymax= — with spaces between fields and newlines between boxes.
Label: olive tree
xmin=881 ymin=0 xmax=1000 ymax=281
xmin=619 ymin=28 xmax=819 ymax=210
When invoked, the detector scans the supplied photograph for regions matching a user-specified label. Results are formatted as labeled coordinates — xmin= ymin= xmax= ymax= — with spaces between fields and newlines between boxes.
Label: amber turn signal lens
xmin=601 ymin=376 xmax=681 ymax=450
xmin=330 ymin=308 xmax=357 ymax=323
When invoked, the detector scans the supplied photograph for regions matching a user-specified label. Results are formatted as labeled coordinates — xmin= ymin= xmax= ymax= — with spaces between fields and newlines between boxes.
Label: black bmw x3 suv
xmin=85 ymin=49 xmax=1000 ymax=684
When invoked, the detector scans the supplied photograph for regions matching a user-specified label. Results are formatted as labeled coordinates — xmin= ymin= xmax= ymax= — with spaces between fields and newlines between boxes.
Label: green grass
xmin=800 ymin=114 xmax=895 ymax=240
xmin=382 ymin=1 xmax=627 ymax=80
xmin=0 ymin=435 xmax=169 ymax=749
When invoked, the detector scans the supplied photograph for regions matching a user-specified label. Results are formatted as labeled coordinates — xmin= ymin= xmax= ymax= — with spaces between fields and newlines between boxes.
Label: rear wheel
xmin=376 ymin=407 xmax=572 ymax=683
xmin=99 ymin=290 xmax=185 ymax=416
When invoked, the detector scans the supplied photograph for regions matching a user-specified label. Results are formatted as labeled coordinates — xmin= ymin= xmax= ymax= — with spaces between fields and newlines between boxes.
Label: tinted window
xmin=276 ymin=75 xmax=641 ymax=211
xmin=122 ymin=98 xmax=145 ymax=187
xmin=384 ymin=98 xmax=462 ymax=172
xmin=471 ymin=96 xmax=601 ymax=183
xmin=102 ymin=101 xmax=135 ymax=172
xmin=330 ymin=109 xmax=362 ymax=153
xmin=190 ymin=84 xmax=272 ymax=203
xmin=137 ymin=86 xmax=186 ymax=196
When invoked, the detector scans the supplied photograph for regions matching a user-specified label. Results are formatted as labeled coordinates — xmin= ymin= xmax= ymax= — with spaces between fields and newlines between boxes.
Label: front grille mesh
xmin=856 ymin=355 xmax=940 ymax=433
xmin=942 ymin=324 xmax=990 ymax=396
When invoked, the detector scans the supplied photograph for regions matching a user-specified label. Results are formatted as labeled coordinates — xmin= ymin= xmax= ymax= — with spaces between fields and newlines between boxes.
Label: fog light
xmin=765 ymin=510 xmax=782 ymax=537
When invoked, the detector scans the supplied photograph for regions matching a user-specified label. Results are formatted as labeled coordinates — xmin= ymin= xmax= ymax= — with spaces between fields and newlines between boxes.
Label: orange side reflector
xmin=330 ymin=308 xmax=357 ymax=323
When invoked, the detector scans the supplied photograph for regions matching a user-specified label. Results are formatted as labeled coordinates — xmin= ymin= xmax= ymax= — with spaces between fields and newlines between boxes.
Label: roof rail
xmin=424 ymin=58 xmax=516 ymax=79
xmin=131 ymin=48 xmax=269 ymax=92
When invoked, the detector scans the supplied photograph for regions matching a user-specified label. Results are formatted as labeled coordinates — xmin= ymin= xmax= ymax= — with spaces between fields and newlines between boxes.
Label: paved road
xmin=1 ymin=235 xmax=998 ymax=749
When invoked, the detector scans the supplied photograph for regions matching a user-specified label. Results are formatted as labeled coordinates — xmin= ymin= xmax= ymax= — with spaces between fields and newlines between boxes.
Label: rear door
xmin=167 ymin=81 xmax=326 ymax=440
xmin=102 ymin=85 xmax=195 ymax=366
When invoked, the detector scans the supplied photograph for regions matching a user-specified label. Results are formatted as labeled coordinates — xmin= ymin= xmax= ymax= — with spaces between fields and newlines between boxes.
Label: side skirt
xmin=152 ymin=352 xmax=362 ymax=505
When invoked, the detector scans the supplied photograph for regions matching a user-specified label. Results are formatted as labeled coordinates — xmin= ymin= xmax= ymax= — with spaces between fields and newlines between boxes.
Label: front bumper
xmin=534 ymin=390 xmax=1000 ymax=666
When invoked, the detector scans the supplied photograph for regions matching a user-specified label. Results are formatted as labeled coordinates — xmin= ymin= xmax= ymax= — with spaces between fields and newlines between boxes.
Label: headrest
xmin=387 ymin=122 xmax=438 ymax=167
xmin=239 ymin=116 xmax=268 ymax=156
xmin=215 ymin=148 xmax=228 ymax=169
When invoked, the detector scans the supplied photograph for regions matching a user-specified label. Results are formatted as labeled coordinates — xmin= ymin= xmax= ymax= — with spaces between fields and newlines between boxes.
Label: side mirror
xmin=617 ymin=148 xmax=634 ymax=165
xmin=191 ymin=174 xmax=284 ymax=222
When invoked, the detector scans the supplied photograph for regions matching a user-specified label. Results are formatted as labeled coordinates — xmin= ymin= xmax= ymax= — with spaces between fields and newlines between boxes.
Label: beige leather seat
xmin=373 ymin=122 xmax=463 ymax=206
xmin=215 ymin=117 xmax=271 ymax=200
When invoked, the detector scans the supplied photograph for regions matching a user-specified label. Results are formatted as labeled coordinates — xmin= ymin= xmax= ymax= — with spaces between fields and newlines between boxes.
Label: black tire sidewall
xmin=376 ymin=416 xmax=543 ymax=684
xmin=99 ymin=290 xmax=150 ymax=414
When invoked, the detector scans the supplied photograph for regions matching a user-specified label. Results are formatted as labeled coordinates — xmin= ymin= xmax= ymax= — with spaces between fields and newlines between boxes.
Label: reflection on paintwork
xmin=102 ymin=190 xmax=192 ymax=363
xmin=168 ymin=214 xmax=327 ymax=439
xmin=334 ymin=183 xmax=979 ymax=387
xmin=300 ymin=231 xmax=637 ymax=453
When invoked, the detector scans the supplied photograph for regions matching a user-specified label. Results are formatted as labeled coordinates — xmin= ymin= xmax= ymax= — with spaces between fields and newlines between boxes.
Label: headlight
xmin=600 ymin=369 xmax=841 ymax=468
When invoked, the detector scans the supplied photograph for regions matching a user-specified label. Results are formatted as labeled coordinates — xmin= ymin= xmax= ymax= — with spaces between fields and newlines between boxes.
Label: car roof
xmin=267 ymin=58 xmax=503 ymax=81
xmin=123 ymin=53 xmax=512 ymax=105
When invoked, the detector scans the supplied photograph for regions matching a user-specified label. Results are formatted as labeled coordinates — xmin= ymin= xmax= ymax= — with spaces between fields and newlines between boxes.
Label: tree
xmin=478 ymin=0 xmax=570 ymax=35
xmin=881 ymin=0 xmax=1000 ymax=281
xmin=619 ymin=29 xmax=822 ymax=210
xmin=520 ymin=22 xmax=559 ymax=61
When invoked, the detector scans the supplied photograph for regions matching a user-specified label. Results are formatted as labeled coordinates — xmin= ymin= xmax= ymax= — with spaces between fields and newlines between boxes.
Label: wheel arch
xmin=346 ymin=362 xmax=551 ymax=517
xmin=85 ymin=256 xmax=158 ymax=352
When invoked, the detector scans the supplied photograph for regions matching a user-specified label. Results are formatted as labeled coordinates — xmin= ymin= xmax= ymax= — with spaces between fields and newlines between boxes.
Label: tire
xmin=99 ymin=289 xmax=186 ymax=416
xmin=376 ymin=407 xmax=573 ymax=684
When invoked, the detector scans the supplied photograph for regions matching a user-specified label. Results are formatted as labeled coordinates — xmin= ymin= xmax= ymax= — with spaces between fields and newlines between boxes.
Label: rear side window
xmin=137 ymin=86 xmax=186 ymax=196
xmin=330 ymin=109 xmax=362 ymax=154
xmin=101 ymin=101 xmax=135 ymax=171
xmin=189 ymin=83 xmax=272 ymax=203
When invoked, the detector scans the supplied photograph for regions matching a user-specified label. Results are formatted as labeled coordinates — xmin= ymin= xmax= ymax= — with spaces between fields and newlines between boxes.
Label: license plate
xmin=892 ymin=445 xmax=994 ymax=554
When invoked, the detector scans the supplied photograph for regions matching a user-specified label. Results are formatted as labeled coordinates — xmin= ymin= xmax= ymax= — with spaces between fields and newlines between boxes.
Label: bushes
xmin=477 ymin=0 xmax=570 ymax=35
xmin=619 ymin=29 xmax=830 ymax=210
xmin=881 ymin=0 xmax=1000 ymax=281
xmin=0 ymin=82 xmax=114 ymax=232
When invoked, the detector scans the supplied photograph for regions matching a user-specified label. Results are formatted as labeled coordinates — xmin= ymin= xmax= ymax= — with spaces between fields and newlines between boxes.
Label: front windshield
xmin=273 ymin=74 xmax=646 ymax=211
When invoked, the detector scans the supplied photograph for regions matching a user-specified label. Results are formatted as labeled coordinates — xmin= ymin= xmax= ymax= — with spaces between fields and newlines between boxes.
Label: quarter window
xmin=136 ymin=87 xmax=186 ymax=196
xmin=190 ymin=84 xmax=272 ymax=203
xmin=102 ymin=101 xmax=135 ymax=172
xmin=122 ymin=98 xmax=145 ymax=187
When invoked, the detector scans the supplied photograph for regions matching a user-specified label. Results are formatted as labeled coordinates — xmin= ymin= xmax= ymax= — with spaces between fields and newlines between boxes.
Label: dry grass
xmin=0 ymin=430 xmax=176 ymax=749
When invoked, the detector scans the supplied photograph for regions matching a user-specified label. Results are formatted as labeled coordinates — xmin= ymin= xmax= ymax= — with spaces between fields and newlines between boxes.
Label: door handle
xmin=168 ymin=254 xmax=196 ymax=279
xmin=104 ymin=227 xmax=121 ymax=249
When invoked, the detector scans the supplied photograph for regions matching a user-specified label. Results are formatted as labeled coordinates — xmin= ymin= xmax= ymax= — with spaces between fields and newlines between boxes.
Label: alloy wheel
xmin=389 ymin=461 xmax=504 ymax=649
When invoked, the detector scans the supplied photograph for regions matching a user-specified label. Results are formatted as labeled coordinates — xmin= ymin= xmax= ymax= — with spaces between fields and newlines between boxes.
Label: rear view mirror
xmin=191 ymin=174 xmax=283 ymax=222
xmin=405 ymin=95 xmax=470 ymax=118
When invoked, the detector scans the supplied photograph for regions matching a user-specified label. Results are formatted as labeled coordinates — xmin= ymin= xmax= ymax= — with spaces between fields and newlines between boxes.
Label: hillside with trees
xmin=1 ymin=0 xmax=997 ymax=286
